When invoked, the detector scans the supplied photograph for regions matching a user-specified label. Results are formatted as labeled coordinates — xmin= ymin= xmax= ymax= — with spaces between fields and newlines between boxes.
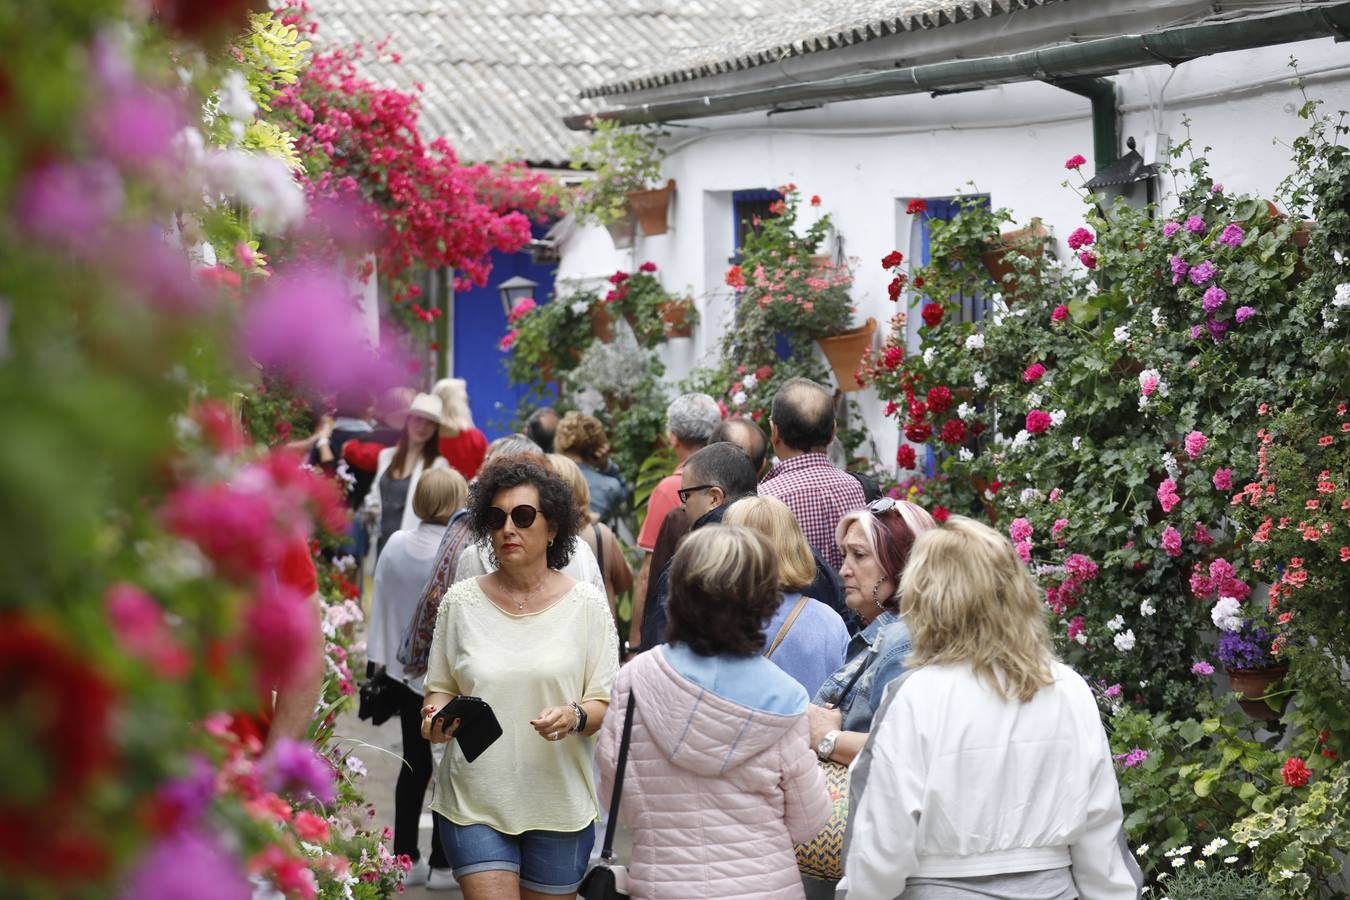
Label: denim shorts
xmin=439 ymin=821 xmax=595 ymax=894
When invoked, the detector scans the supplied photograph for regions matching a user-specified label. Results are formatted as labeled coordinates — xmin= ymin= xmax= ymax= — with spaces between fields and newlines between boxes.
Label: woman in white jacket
xmin=839 ymin=516 xmax=1142 ymax=900
xmin=364 ymin=392 xmax=449 ymax=558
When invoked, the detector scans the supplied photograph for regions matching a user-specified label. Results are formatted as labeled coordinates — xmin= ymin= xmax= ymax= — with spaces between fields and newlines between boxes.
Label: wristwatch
xmin=569 ymin=700 xmax=587 ymax=734
xmin=816 ymin=729 xmax=841 ymax=761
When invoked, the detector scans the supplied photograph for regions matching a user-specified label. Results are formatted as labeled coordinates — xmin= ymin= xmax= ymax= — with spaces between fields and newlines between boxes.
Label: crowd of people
xmin=336 ymin=376 xmax=1144 ymax=899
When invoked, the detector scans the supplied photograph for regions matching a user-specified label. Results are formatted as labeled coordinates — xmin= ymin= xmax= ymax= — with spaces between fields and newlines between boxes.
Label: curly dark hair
xmin=666 ymin=526 xmax=781 ymax=657
xmin=468 ymin=457 xmax=580 ymax=571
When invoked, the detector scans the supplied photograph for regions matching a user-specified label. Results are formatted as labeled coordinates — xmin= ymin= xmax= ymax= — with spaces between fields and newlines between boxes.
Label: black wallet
xmin=432 ymin=695 xmax=503 ymax=762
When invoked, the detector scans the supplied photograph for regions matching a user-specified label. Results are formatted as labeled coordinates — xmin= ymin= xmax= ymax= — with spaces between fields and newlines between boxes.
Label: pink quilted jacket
xmin=595 ymin=648 xmax=830 ymax=899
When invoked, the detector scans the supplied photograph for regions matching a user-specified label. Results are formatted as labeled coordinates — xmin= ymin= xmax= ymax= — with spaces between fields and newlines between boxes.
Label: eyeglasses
xmin=677 ymin=484 xmax=716 ymax=505
xmin=868 ymin=497 xmax=897 ymax=515
xmin=485 ymin=504 xmax=540 ymax=530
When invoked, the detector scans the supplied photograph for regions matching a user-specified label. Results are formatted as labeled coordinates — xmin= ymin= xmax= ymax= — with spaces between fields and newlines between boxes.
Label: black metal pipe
xmin=1049 ymin=77 xmax=1118 ymax=174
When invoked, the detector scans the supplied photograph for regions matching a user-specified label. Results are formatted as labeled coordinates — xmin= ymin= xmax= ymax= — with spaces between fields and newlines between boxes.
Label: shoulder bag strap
xmin=763 ymin=594 xmax=810 ymax=659
xmin=592 ymin=522 xmax=605 ymax=580
xmin=598 ymin=691 xmax=637 ymax=863
xmin=834 ymin=648 xmax=876 ymax=708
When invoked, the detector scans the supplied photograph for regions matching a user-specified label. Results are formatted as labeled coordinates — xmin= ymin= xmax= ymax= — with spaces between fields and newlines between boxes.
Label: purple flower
xmin=91 ymin=86 xmax=185 ymax=173
xmin=1210 ymin=183 xmax=1224 ymax=194
xmin=260 ymin=737 xmax=337 ymax=804
xmin=1115 ymin=748 xmax=1149 ymax=768
xmin=1202 ymin=285 xmax=1228 ymax=313
xmin=1169 ymin=255 xmax=1190 ymax=285
xmin=1218 ymin=223 xmax=1245 ymax=247
xmin=119 ymin=830 xmax=250 ymax=900
xmin=1184 ymin=215 xmax=1206 ymax=234
xmin=1104 ymin=683 xmax=1122 ymax=698
xmin=1190 ymin=324 xmax=1205 ymax=340
xmin=1191 ymin=660 xmax=1216 ymax=676
xmin=1235 ymin=305 xmax=1255 ymax=323
xmin=153 ymin=755 xmax=216 ymax=831
xmin=1205 ymin=316 xmax=1229 ymax=341
xmin=113 ymin=231 xmax=206 ymax=315
xmin=1162 ymin=221 xmax=1181 ymax=237
xmin=1189 ymin=260 xmax=1218 ymax=286
xmin=1218 ymin=624 xmax=1275 ymax=670
xmin=13 ymin=161 xmax=123 ymax=253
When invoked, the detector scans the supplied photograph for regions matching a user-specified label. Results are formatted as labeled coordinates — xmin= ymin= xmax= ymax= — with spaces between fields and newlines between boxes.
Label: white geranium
xmin=1162 ymin=453 xmax=1180 ymax=478
xmin=972 ymin=371 xmax=988 ymax=389
xmin=570 ymin=300 xmax=590 ymax=316
xmin=956 ymin=402 xmax=975 ymax=421
xmin=1049 ymin=409 xmax=1067 ymax=427
xmin=964 ymin=333 xmax=985 ymax=350
xmin=742 ymin=372 xmax=758 ymax=389
xmin=217 ymin=70 xmax=257 ymax=122
xmin=1010 ymin=429 xmax=1031 ymax=451
xmin=1072 ymin=436 xmax=1082 ymax=451
xmin=1140 ymin=599 xmax=1156 ymax=617
xmin=1027 ymin=391 xmax=1043 ymax=408
xmin=1106 ymin=614 xmax=1125 ymax=632
xmin=958 ymin=447 xmax=974 ymax=462
xmin=345 ymin=755 xmax=368 ymax=777
xmin=203 ymin=149 xmax=306 ymax=234
xmin=923 ymin=347 xmax=936 ymax=366
xmin=1114 ymin=629 xmax=1136 ymax=652
xmin=1113 ymin=325 xmax=1131 ymax=344
xmin=1019 ymin=487 xmax=1042 ymax=503
xmin=1334 ymin=283 xmax=1350 ymax=307
xmin=1151 ymin=307 xmax=1165 ymax=328
xmin=1211 ymin=596 xmax=1244 ymax=632
xmin=732 ymin=390 xmax=747 ymax=406
xmin=1074 ymin=631 xmax=1088 ymax=646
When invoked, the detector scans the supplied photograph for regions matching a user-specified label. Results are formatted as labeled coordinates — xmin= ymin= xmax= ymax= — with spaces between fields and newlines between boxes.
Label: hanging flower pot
xmin=809 ymin=254 xmax=834 ymax=275
xmin=590 ymin=303 xmax=615 ymax=343
xmin=1226 ymin=665 xmax=1291 ymax=720
xmin=604 ymin=211 xmax=637 ymax=249
xmin=659 ymin=298 xmax=695 ymax=338
xmin=626 ymin=179 xmax=675 ymax=236
xmin=816 ymin=317 xmax=876 ymax=393
xmin=981 ymin=218 xmax=1049 ymax=299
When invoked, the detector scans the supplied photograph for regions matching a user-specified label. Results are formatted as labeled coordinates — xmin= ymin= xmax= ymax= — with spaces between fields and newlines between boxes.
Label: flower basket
xmin=981 ymin=218 xmax=1049 ymax=299
xmin=604 ymin=211 xmax=637 ymax=249
xmin=659 ymin=298 xmax=695 ymax=338
xmin=626 ymin=179 xmax=675 ymax=236
xmin=817 ymin=317 xmax=876 ymax=393
xmin=1226 ymin=665 xmax=1291 ymax=720
xmin=590 ymin=304 xmax=615 ymax=343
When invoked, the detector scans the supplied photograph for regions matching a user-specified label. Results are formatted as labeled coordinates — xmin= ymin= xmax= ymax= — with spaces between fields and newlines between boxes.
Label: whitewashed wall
xmin=557 ymin=38 xmax=1350 ymax=472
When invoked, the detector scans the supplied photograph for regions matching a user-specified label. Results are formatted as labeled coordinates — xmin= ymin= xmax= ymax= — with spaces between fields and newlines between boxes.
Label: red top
xmin=276 ymin=538 xmax=318 ymax=596
xmin=342 ymin=439 xmax=385 ymax=473
xmin=637 ymin=464 xmax=684 ymax=551
xmin=439 ymin=429 xmax=488 ymax=480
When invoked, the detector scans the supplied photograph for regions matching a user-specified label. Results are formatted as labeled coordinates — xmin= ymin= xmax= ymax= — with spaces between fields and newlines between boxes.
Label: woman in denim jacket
xmin=803 ymin=498 xmax=936 ymax=899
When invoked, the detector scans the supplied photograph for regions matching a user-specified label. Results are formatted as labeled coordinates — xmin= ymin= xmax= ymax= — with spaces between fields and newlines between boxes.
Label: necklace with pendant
xmin=510 ymin=577 xmax=547 ymax=611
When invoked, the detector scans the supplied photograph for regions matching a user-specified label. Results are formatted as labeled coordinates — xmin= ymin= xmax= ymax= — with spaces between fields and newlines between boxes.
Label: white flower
xmin=334 ymin=555 xmax=356 ymax=572
xmin=1019 ymin=487 xmax=1042 ymax=503
xmin=958 ymin=447 xmax=974 ymax=462
xmin=1049 ymin=409 xmax=1067 ymax=427
xmin=1151 ymin=307 xmax=1165 ymax=328
xmin=1113 ymin=325 xmax=1131 ymax=344
xmin=1140 ymin=599 xmax=1156 ymax=617
xmin=1334 ymin=249 xmax=1345 ymax=265
xmin=1201 ymin=838 xmax=1228 ymax=857
xmin=1171 ymin=858 xmax=1186 ymax=869
xmin=1137 ymin=844 xmax=1151 ymax=856
xmin=742 ymin=373 xmax=758 ymax=389
xmin=1334 ymin=283 xmax=1350 ymax=307
xmin=203 ymin=149 xmax=306 ymax=234
xmin=1211 ymin=596 xmax=1243 ymax=633
xmin=1177 ymin=845 xmax=1193 ymax=857
xmin=217 ymin=70 xmax=257 ymax=122
xmin=1139 ymin=395 xmax=1152 ymax=411
xmin=1223 ymin=856 xmax=1238 ymax=864
xmin=732 ymin=390 xmax=747 ymax=406
xmin=1162 ymin=453 xmax=1180 ymax=477
xmin=1074 ymin=632 xmax=1088 ymax=646
xmin=972 ymin=371 xmax=988 ymax=389
xmin=1072 ymin=436 xmax=1082 ymax=450
xmin=923 ymin=347 xmax=936 ymax=366
xmin=964 ymin=333 xmax=985 ymax=350
xmin=1193 ymin=860 xmax=1206 ymax=869
xmin=345 ymin=755 xmax=368 ymax=777
xmin=1107 ymin=614 xmax=1125 ymax=632
xmin=1280 ymin=870 xmax=1295 ymax=879
xmin=957 ymin=402 xmax=975 ymax=421
xmin=1010 ymin=429 xmax=1031 ymax=451
xmin=1027 ymin=391 xmax=1043 ymax=408
xmin=570 ymin=300 xmax=590 ymax=316
xmin=1114 ymin=629 xmax=1136 ymax=652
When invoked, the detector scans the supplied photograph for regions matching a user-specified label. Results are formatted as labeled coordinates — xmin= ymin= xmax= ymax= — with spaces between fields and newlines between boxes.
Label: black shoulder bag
xmin=579 ymin=691 xmax=636 ymax=900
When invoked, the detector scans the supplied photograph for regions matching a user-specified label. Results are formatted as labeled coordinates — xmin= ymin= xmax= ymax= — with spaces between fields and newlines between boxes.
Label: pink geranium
xmin=1051 ymin=305 xmax=1069 ymax=322
xmin=1184 ymin=430 xmax=1208 ymax=460
xmin=1009 ymin=517 xmax=1034 ymax=543
xmin=1157 ymin=478 xmax=1180 ymax=513
xmin=246 ymin=581 xmax=322 ymax=694
xmin=105 ymin=583 xmax=190 ymax=678
xmin=1022 ymin=363 xmax=1046 ymax=383
xmin=1161 ymin=525 xmax=1183 ymax=557
xmin=1026 ymin=410 xmax=1052 ymax=434
xmin=1212 ymin=467 xmax=1233 ymax=491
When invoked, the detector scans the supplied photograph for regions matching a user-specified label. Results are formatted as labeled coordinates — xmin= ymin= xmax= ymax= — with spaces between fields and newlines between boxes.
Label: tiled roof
xmin=581 ymin=0 xmax=1072 ymax=99
xmin=305 ymin=0 xmax=780 ymax=167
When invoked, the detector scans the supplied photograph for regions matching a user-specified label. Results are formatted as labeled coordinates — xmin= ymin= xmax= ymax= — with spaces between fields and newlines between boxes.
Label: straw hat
xmin=406 ymin=392 xmax=445 ymax=426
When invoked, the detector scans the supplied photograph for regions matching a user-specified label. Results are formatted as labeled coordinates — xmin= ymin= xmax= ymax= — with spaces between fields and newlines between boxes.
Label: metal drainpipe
xmin=1049 ymin=77 xmax=1118 ymax=174
xmin=564 ymin=3 xmax=1350 ymax=130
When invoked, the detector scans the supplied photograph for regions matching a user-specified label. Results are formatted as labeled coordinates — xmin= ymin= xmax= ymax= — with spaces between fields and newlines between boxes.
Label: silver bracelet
xmin=569 ymin=700 xmax=587 ymax=733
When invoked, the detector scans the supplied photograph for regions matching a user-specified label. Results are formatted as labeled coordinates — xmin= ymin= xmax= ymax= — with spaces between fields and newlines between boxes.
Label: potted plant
xmin=981 ymin=217 xmax=1051 ymax=298
xmin=501 ymin=291 xmax=601 ymax=396
xmin=603 ymin=261 xmax=692 ymax=349
xmin=568 ymin=120 xmax=668 ymax=244
xmin=659 ymin=295 xmax=697 ymax=338
xmin=1214 ymin=610 xmax=1288 ymax=720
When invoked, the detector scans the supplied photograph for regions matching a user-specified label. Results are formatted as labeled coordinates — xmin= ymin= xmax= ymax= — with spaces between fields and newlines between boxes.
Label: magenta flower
xmin=246 ymin=581 xmax=322 ymax=694
xmin=1051 ymin=305 xmax=1069 ymax=322
xmin=1235 ymin=305 xmax=1255 ymax=323
xmin=14 ymin=161 xmax=123 ymax=253
xmin=1115 ymin=748 xmax=1149 ymax=768
xmin=1218 ymin=223 xmax=1245 ymax=247
xmin=1184 ymin=430 xmax=1208 ymax=460
xmin=1170 ymin=255 xmax=1190 ymax=285
xmin=1051 ymin=517 xmax=1069 ymax=539
xmin=1104 ymin=683 xmax=1123 ymax=699
xmin=105 ymin=583 xmax=189 ymax=677
xmin=1078 ymin=250 xmax=1098 ymax=269
xmin=260 ymin=737 xmax=337 ymax=804
xmin=1065 ymin=153 xmax=1087 ymax=169
xmin=1202 ymin=286 xmax=1227 ymax=313
xmin=1184 ymin=215 xmax=1206 ymax=234
xmin=1066 ymin=616 xmax=1085 ymax=641
xmin=1212 ymin=467 xmax=1234 ymax=491
xmin=1189 ymin=324 xmax=1204 ymax=340
xmin=1191 ymin=660 xmax=1216 ymax=675
xmin=119 ymin=830 xmax=250 ymax=900
xmin=91 ymin=85 xmax=185 ymax=174
xmin=1022 ymin=362 xmax=1046 ymax=383
xmin=506 ymin=297 xmax=536 ymax=323
xmin=1188 ymin=259 xmax=1218 ymax=286
xmin=1161 ymin=525 xmax=1183 ymax=557
xmin=1157 ymin=478 xmax=1180 ymax=513
xmin=1026 ymin=409 xmax=1052 ymax=434
xmin=1066 ymin=227 xmax=1095 ymax=250
xmin=1162 ymin=221 xmax=1181 ymax=237
xmin=1009 ymin=517 xmax=1034 ymax=543
xmin=1064 ymin=553 xmax=1099 ymax=581
xmin=1205 ymin=316 xmax=1229 ymax=341
xmin=1210 ymin=183 xmax=1224 ymax=194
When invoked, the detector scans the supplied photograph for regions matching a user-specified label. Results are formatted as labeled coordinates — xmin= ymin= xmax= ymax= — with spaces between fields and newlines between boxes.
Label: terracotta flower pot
xmin=604 ymin=211 xmax=637 ymax=249
xmin=816 ymin=317 xmax=876 ymax=393
xmin=590 ymin=304 xmax=615 ymax=343
xmin=626 ymin=179 xmax=675 ymax=236
xmin=981 ymin=218 xmax=1049 ymax=299
xmin=809 ymin=254 xmax=834 ymax=275
xmin=1227 ymin=665 xmax=1291 ymax=720
xmin=659 ymin=299 xmax=694 ymax=338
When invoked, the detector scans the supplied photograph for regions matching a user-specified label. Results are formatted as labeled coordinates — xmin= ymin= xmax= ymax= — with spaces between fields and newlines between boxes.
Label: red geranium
xmin=920 ymin=303 xmax=944 ymax=328
xmin=906 ymin=199 xmax=927 ymax=215
xmin=1065 ymin=153 xmax=1087 ymax=169
xmin=939 ymin=418 xmax=968 ymax=445
xmin=609 ymin=270 xmax=630 ymax=284
xmin=638 ymin=261 xmax=657 ymax=272
xmin=896 ymin=445 xmax=917 ymax=469
xmin=725 ymin=265 xmax=745 ymax=289
xmin=1022 ymin=363 xmax=1046 ymax=383
xmin=1051 ymin=305 xmax=1069 ymax=322
xmin=755 ymin=364 xmax=773 ymax=381
xmin=887 ymin=275 xmax=906 ymax=302
xmin=810 ymin=195 xmax=821 ymax=206
xmin=926 ymin=385 xmax=952 ymax=414
xmin=1026 ymin=410 xmax=1052 ymax=434
xmin=881 ymin=250 xmax=904 ymax=269
xmin=932 ymin=505 xmax=951 ymax=523
xmin=882 ymin=346 xmax=903 ymax=370
xmin=904 ymin=422 xmax=933 ymax=443
xmin=1282 ymin=756 xmax=1311 ymax=787
xmin=1078 ymin=250 xmax=1098 ymax=269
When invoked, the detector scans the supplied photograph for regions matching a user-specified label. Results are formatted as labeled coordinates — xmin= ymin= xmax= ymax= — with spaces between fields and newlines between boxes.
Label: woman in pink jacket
xmin=596 ymin=526 xmax=831 ymax=899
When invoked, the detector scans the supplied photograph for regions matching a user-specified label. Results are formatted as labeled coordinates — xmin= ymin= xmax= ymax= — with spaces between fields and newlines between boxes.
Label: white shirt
xmin=453 ymin=537 xmax=605 ymax=594
xmin=840 ymin=661 xmax=1142 ymax=899
xmin=363 ymin=446 xmax=449 ymax=536
xmin=367 ymin=521 xmax=447 ymax=692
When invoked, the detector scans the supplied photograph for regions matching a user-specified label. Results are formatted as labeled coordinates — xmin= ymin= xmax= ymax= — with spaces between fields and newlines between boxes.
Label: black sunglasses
xmin=677 ymin=484 xmax=717 ymax=505
xmin=485 ymin=504 xmax=540 ymax=530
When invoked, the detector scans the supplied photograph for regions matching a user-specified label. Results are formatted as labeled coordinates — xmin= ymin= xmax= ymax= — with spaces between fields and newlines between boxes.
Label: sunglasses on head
xmin=868 ymin=497 xmax=897 ymax=515
xmin=485 ymin=504 xmax=540 ymax=530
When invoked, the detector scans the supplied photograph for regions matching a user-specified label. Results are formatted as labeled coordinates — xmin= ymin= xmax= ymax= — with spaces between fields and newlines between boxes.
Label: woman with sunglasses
xmin=421 ymin=456 xmax=619 ymax=900
xmin=801 ymin=497 xmax=936 ymax=899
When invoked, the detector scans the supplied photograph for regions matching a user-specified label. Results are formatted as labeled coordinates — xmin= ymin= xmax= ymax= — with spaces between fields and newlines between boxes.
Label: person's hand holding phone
xmin=422 ymin=703 xmax=460 ymax=743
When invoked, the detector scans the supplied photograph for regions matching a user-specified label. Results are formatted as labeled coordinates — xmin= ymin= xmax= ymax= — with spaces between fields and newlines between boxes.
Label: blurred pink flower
xmin=246 ymin=581 xmax=321 ymax=694
xmin=104 ymin=583 xmax=190 ymax=678
xmin=14 ymin=161 xmax=123 ymax=253
xmin=119 ymin=829 xmax=250 ymax=900
xmin=92 ymin=86 xmax=185 ymax=173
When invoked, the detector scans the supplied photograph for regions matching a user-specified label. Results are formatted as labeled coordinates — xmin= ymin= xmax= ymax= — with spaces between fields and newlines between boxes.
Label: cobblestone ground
xmin=334 ymin=706 xmax=630 ymax=898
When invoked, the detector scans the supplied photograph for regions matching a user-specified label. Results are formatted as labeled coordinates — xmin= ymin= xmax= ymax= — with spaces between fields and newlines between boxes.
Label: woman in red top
xmin=432 ymin=378 xmax=487 ymax=480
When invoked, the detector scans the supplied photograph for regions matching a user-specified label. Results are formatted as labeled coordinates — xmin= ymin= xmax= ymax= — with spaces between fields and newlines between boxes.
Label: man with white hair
xmin=627 ymin=392 xmax=721 ymax=655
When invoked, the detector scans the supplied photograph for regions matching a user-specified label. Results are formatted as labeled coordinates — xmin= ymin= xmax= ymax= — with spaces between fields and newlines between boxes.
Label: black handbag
xmin=356 ymin=665 xmax=399 ymax=726
xmin=578 ymin=691 xmax=636 ymax=900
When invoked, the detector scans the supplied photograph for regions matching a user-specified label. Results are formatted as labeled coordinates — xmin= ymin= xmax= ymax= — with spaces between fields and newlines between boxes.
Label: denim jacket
xmin=811 ymin=610 xmax=912 ymax=733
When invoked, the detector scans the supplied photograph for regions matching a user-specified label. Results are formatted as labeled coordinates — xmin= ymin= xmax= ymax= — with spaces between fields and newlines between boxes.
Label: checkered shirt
xmin=757 ymin=452 xmax=866 ymax=571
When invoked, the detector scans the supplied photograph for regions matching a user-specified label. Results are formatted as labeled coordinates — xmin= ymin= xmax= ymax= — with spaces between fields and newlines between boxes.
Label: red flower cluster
xmin=926 ymin=385 xmax=952 ymax=414
xmin=1065 ymin=153 xmax=1087 ymax=170
xmin=904 ymin=422 xmax=933 ymax=443
xmin=920 ymin=303 xmax=944 ymax=328
xmin=639 ymin=261 xmax=658 ymax=273
xmin=1066 ymin=226 xmax=1095 ymax=250
xmin=896 ymin=444 xmax=918 ymax=469
xmin=1022 ymin=362 xmax=1046 ymax=383
xmin=881 ymin=250 xmax=904 ymax=269
xmin=1282 ymin=756 xmax=1311 ymax=787
xmin=887 ymin=275 xmax=907 ymax=302
xmin=882 ymin=346 xmax=903 ymax=370
xmin=932 ymin=505 xmax=951 ymax=523
xmin=906 ymin=199 xmax=927 ymax=215
xmin=810 ymin=195 xmax=822 ymax=206
xmin=725 ymin=265 xmax=745 ymax=289
xmin=1051 ymin=305 xmax=1069 ymax=322
xmin=1026 ymin=409 xmax=1052 ymax=434
xmin=939 ymin=419 xmax=967 ymax=446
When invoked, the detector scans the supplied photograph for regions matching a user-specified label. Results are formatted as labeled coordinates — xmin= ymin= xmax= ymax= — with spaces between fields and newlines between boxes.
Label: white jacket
xmin=839 ymin=661 xmax=1142 ymax=900
xmin=363 ymin=446 xmax=448 ymax=537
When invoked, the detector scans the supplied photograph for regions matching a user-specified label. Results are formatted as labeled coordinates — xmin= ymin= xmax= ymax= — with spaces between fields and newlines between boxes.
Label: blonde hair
xmin=899 ymin=515 xmax=1056 ymax=702
xmin=432 ymin=378 xmax=474 ymax=436
xmin=723 ymin=496 xmax=816 ymax=591
xmin=554 ymin=411 xmax=609 ymax=466
xmin=411 ymin=468 xmax=468 ymax=525
xmin=547 ymin=453 xmax=597 ymax=524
